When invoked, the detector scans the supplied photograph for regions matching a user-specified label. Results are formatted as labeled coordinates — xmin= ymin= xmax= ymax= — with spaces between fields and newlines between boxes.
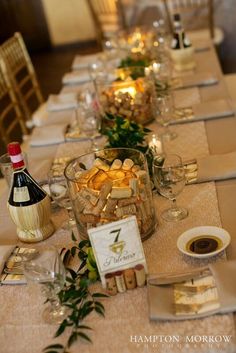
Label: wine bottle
xmin=7 ymin=142 xmax=54 ymax=242
xmin=171 ymin=13 xmax=191 ymax=50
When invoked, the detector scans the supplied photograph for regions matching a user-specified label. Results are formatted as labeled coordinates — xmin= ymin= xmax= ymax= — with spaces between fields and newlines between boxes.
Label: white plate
xmin=177 ymin=226 xmax=231 ymax=258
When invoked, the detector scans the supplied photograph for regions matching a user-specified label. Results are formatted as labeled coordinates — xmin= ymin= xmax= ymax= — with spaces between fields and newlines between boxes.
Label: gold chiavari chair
xmin=0 ymin=32 xmax=44 ymax=126
xmin=87 ymin=0 xmax=127 ymax=46
xmin=0 ymin=58 xmax=27 ymax=149
xmin=163 ymin=0 xmax=223 ymax=45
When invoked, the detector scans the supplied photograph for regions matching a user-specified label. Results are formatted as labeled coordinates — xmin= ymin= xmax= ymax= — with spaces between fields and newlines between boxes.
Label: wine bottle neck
xmin=10 ymin=152 xmax=25 ymax=169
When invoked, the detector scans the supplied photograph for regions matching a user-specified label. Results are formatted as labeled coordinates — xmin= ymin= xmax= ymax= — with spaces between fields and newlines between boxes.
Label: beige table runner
xmin=1 ymin=122 xmax=235 ymax=353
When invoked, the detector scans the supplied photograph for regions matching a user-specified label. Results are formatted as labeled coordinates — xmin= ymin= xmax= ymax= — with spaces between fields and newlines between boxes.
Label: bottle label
xmin=184 ymin=37 xmax=191 ymax=47
xmin=171 ymin=38 xmax=178 ymax=49
xmin=11 ymin=153 xmax=23 ymax=163
xmin=13 ymin=186 xmax=30 ymax=202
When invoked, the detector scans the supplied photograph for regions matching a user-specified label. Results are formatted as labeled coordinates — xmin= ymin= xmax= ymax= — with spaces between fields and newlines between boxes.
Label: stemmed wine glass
xmin=76 ymin=104 xmax=101 ymax=151
xmin=23 ymin=247 xmax=67 ymax=324
xmin=153 ymin=93 xmax=177 ymax=141
xmin=153 ymin=154 xmax=188 ymax=221
xmin=48 ymin=172 xmax=75 ymax=229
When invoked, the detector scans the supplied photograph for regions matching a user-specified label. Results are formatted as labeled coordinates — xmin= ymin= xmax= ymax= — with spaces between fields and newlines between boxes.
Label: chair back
xmin=87 ymin=0 xmax=126 ymax=45
xmin=0 ymin=59 xmax=27 ymax=148
xmin=0 ymin=32 xmax=44 ymax=123
xmin=163 ymin=0 xmax=214 ymax=38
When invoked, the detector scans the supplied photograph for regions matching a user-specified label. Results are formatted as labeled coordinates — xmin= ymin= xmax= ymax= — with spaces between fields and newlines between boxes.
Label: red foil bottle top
xmin=7 ymin=142 xmax=25 ymax=169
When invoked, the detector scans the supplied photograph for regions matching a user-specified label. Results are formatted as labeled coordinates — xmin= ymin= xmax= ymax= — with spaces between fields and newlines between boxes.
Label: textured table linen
xmin=1 ymin=120 xmax=236 ymax=353
xmin=0 ymin=45 xmax=236 ymax=353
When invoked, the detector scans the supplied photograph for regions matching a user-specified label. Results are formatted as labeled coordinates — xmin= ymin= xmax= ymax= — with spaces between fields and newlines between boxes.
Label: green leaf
xmin=78 ymin=325 xmax=92 ymax=330
xmin=43 ymin=343 xmax=64 ymax=351
xmin=77 ymin=332 xmax=92 ymax=343
xmin=95 ymin=301 xmax=105 ymax=310
xmin=54 ymin=320 xmax=68 ymax=337
xmin=92 ymin=293 xmax=109 ymax=298
xmin=80 ymin=306 xmax=94 ymax=319
xmin=71 ymin=231 xmax=77 ymax=242
xmin=65 ymin=276 xmax=75 ymax=284
xmin=95 ymin=306 xmax=105 ymax=317
xmin=79 ymin=277 xmax=90 ymax=288
xmin=68 ymin=332 xmax=78 ymax=348
xmin=70 ymin=246 xmax=77 ymax=257
xmin=79 ymin=239 xmax=90 ymax=249
xmin=67 ymin=268 xmax=77 ymax=280
xmin=77 ymin=259 xmax=86 ymax=272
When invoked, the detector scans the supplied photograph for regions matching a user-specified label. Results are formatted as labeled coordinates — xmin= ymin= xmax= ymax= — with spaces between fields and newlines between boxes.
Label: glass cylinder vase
xmin=64 ymin=148 xmax=157 ymax=241
xmin=95 ymin=67 xmax=155 ymax=125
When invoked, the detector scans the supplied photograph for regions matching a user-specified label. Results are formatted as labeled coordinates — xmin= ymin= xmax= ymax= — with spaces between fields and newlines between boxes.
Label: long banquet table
xmin=1 ymin=42 xmax=236 ymax=353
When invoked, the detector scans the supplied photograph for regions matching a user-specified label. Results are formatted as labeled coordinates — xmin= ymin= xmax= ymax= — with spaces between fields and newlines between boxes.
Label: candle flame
xmin=114 ymin=86 xmax=137 ymax=98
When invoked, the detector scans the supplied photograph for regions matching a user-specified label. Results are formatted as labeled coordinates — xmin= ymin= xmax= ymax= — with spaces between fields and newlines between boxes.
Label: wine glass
xmin=23 ymin=247 xmax=67 ymax=324
xmin=153 ymin=93 xmax=177 ymax=141
xmin=153 ymin=154 xmax=188 ymax=221
xmin=48 ymin=172 xmax=75 ymax=229
xmin=76 ymin=104 xmax=101 ymax=151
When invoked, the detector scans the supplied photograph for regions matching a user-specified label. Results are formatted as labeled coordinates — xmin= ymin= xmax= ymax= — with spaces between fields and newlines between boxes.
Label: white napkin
xmin=60 ymin=82 xmax=94 ymax=95
xmin=62 ymin=70 xmax=91 ymax=85
xmin=193 ymin=99 xmax=234 ymax=121
xmin=0 ymin=245 xmax=15 ymax=275
xmin=197 ymin=151 xmax=236 ymax=183
xmin=172 ymin=99 xmax=234 ymax=124
xmin=32 ymin=103 xmax=74 ymax=127
xmin=72 ymin=53 xmax=103 ymax=70
xmin=47 ymin=93 xmax=78 ymax=112
xmin=29 ymin=124 xmax=67 ymax=147
xmin=174 ymin=72 xmax=218 ymax=89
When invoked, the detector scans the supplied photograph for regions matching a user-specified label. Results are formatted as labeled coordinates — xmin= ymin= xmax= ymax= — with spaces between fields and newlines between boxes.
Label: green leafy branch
xmin=101 ymin=113 xmax=151 ymax=154
xmin=118 ymin=56 xmax=150 ymax=69
xmin=43 ymin=234 xmax=108 ymax=353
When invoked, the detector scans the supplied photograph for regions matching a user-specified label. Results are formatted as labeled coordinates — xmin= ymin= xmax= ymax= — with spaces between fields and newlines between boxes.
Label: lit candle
xmin=114 ymin=85 xmax=137 ymax=99
xmin=152 ymin=62 xmax=161 ymax=74
xmin=149 ymin=134 xmax=163 ymax=155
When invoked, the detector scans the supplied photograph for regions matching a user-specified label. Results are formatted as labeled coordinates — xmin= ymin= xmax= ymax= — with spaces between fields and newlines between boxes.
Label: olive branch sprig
xmin=43 ymin=233 xmax=108 ymax=353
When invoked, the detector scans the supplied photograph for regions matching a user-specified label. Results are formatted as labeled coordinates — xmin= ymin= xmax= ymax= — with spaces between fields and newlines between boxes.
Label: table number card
xmin=88 ymin=216 xmax=147 ymax=287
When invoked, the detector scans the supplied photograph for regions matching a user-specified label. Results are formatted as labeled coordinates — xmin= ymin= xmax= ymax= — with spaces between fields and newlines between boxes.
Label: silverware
xmin=4 ymin=268 xmax=23 ymax=275
xmin=148 ymin=266 xmax=209 ymax=286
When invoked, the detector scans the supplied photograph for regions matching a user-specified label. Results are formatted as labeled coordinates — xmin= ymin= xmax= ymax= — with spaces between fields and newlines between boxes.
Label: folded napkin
xmin=47 ymin=93 xmax=78 ymax=112
xmin=172 ymin=99 xmax=234 ymax=124
xmin=197 ymin=151 xmax=236 ymax=183
xmin=192 ymin=39 xmax=211 ymax=52
xmin=0 ymin=245 xmax=15 ymax=275
xmin=32 ymin=103 xmax=74 ymax=127
xmin=173 ymin=72 xmax=218 ymax=89
xmin=62 ymin=70 xmax=91 ymax=85
xmin=60 ymin=82 xmax=95 ymax=96
xmin=148 ymin=260 xmax=236 ymax=321
xmin=29 ymin=123 xmax=67 ymax=147
xmin=72 ymin=53 xmax=103 ymax=70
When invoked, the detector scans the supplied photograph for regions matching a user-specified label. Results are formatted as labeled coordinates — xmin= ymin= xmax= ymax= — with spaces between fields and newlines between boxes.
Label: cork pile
xmin=105 ymin=264 xmax=146 ymax=295
xmin=98 ymin=78 xmax=154 ymax=124
xmin=73 ymin=157 xmax=155 ymax=240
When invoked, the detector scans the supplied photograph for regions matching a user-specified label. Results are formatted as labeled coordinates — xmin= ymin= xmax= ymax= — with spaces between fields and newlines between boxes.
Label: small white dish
xmin=177 ymin=226 xmax=231 ymax=258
